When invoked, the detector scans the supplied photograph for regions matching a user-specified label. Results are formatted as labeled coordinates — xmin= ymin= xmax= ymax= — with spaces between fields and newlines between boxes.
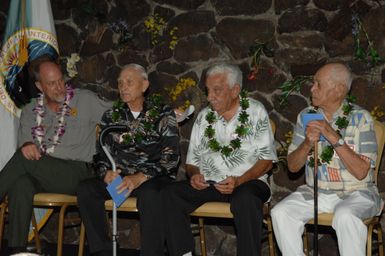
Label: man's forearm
xmin=237 ymin=159 xmax=272 ymax=185
xmin=186 ymin=164 xmax=200 ymax=178
xmin=334 ymin=144 xmax=370 ymax=180
xmin=287 ymin=141 xmax=312 ymax=172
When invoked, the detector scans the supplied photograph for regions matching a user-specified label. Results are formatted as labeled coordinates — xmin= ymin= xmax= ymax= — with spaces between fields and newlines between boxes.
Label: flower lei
xmin=32 ymin=85 xmax=74 ymax=154
xmin=111 ymin=94 xmax=162 ymax=144
xmin=308 ymin=95 xmax=356 ymax=167
xmin=204 ymin=90 xmax=250 ymax=157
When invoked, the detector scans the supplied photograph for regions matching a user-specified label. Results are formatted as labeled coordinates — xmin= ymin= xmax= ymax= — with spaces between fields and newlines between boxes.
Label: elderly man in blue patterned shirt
xmin=271 ymin=63 xmax=383 ymax=256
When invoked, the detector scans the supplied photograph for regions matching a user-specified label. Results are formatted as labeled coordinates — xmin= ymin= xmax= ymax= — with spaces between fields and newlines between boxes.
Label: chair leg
xmin=198 ymin=218 xmax=207 ymax=256
xmin=377 ymin=223 xmax=384 ymax=256
xmin=266 ymin=216 xmax=275 ymax=256
xmin=78 ymin=222 xmax=85 ymax=256
xmin=31 ymin=210 xmax=42 ymax=254
xmin=303 ymin=227 xmax=309 ymax=256
xmin=0 ymin=202 xmax=6 ymax=249
xmin=57 ymin=204 xmax=69 ymax=256
xmin=367 ymin=223 xmax=374 ymax=256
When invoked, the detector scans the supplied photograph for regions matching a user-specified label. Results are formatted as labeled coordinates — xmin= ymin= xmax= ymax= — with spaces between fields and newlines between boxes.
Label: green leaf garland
xmin=204 ymin=90 xmax=250 ymax=158
xmin=308 ymin=96 xmax=356 ymax=167
xmin=111 ymin=94 xmax=162 ymax=145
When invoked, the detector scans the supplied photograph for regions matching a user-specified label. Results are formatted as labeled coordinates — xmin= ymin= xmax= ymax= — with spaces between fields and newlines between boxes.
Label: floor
xmin=0 ymin=239 xmax=140 ymax=256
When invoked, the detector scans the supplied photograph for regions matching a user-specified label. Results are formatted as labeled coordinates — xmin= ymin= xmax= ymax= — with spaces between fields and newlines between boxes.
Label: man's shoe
xmin=92 ymin=249 xmax=112 ymax=256
xmin=9 ymin=246 xmax=27 ymax=254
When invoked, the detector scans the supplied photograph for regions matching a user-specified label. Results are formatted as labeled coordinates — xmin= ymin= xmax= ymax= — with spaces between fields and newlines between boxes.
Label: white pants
xmin=271 ymin=190 xmax=379 ymax=256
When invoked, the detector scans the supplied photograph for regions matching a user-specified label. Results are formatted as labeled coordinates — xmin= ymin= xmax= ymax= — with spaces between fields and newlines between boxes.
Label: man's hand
xmin=214 ymin=176 xmax=238 ymax=194
xmin=103 ymin=169 xmax=121 ymax=184
xmin=21 ymin=142 xmax=41 ymax=160
xmin=190 ymin=174 xmax=209 ymax=190
xmin=117 ymin=173 xmax=147 ymax=196
xmin=306 ymin=120 xmax=339 ymax=144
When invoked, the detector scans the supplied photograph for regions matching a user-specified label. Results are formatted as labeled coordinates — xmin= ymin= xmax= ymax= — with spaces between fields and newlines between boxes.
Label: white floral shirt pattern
xmin=186 ymin=98 xmax=277 ymax=183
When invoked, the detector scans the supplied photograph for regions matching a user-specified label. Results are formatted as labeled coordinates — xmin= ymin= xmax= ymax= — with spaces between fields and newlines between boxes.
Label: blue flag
xmin=0 ymin=0 xmax=59 ymax=241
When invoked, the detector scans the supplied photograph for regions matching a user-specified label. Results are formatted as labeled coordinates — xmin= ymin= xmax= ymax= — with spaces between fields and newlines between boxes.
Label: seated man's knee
xmin=76 ymin=178 xmax=98 ymax=201
xmin=332 ymin=207 xmax=357 ymax=227
xmin=139 ymin=186 xmax=160 ymax=202
xmin=8 ymin=176 xmax=36 ymax=198
xmin=270 ymin=203 xmax=285 ymax=220
xmin=230 ymin=189 xmax=263 ymax=214
xmin=161 ymin=182 xmax=182 ymax=198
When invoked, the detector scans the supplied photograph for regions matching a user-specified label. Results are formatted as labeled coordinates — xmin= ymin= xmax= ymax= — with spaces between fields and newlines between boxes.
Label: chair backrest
xmin=270 ymin=119 xmax=276 ymax=136
xmin=374 ymin=120 xmax=385 ymax=185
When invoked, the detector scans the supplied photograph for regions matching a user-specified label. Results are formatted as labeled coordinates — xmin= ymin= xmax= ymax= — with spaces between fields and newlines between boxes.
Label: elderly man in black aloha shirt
xmin=77 ymin=64 xmax=180 ymax=256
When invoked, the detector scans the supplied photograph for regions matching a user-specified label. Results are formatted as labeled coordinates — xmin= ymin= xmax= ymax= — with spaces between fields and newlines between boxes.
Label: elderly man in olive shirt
xmin=0 ymin=60 xmax=111 ymax=252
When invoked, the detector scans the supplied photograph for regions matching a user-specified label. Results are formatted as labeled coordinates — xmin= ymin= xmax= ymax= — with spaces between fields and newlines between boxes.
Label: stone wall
xmin=1 ymin=0 xmax=385 ymax=255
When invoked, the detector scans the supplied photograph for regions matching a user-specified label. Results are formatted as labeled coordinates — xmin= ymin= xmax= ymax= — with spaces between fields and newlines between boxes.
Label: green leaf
xmin=279 ymin=76 xmax=313 ymax=106
xmin=150 ymin=93 xmax=163 ymax=106
xmin=204 ymin=126 xmax=215 ymax=138
xmin=240 ymin=90 xmax=248 ymax=99
xmin=346 ymin=95 xmax=357 ymax=104
xmin=235 ymin=126 xmax=248 ymax=137
xmin=335 ymin=117 xmax=349 ymax=129
xmin=230 ymin=138 xmax=241 ymax=149
xmin=222 ymin=150 xmax=247 ymax=168
xmin=354 ymin=46 xmax=366 ymax=61
xmin=111 ymin=111 xmax=120 ymax=122
xmin=221 ymin=146 xmax=233 ymax=157
xmin=342 ymin=104 xmax=353 ymax=115
xmin=208 ymin=139 xmax=220 ymax=151
xmin=202 ymin=158 xmax=221 ymax=177
xmin=320 ymin=146 xmax=334 ymax=164
xmin=122 ymin=133 xmax=133 ymax=144
xmin=206 ymin=111 xmax=216 ymax=123
xmin=238 ymin=111 xmax=249 ymax=123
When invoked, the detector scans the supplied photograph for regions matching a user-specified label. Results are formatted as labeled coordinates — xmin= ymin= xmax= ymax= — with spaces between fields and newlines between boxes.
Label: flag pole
xmin=313 ymin=141 xmax=318 ymax=256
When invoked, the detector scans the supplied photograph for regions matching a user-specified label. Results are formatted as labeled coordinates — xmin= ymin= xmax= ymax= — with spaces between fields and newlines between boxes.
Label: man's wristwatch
xmin=332 ymin=138 xmax=345 ymax=148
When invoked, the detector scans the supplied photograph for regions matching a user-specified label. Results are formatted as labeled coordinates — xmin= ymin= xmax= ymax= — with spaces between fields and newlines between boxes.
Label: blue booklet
xmin=302 ymin=113 xmax=325 ymax=141
xmin=106 ymin=175 xmax=129 ymax=207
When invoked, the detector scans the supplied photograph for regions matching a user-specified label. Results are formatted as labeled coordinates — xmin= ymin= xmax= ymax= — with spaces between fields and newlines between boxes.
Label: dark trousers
xmin=162 ymin=179 xmax=270 ymax=256
xmin=77 ymin=175 xmax=173 ymax=256
xmin=0 ymin=150 xmax=93 ymax=247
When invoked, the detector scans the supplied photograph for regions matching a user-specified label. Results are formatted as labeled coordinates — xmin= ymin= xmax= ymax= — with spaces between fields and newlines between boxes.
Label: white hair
xmin=206 ymin=63 xmax=242 ymax=89
xmin=121 ymin=64 xmax=148 ymax=80
xmin=327 ymin=63 xmax=353 ymax=93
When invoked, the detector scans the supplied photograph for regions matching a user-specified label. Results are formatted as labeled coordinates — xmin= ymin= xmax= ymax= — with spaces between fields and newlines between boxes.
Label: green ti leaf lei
xmin=204 ymin=90 xmax=250 ymax=158
xmin=111 ymin=94 xmax=162 ymax=144
xmin=308 ymin=95 xmax=356 ymax=168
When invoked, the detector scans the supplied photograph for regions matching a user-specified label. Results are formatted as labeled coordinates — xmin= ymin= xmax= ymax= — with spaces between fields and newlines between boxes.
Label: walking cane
xmin=99 ymin=125 xmax=128 ymax=256
xmin=313 ymin=141 xmax=319 ymax=256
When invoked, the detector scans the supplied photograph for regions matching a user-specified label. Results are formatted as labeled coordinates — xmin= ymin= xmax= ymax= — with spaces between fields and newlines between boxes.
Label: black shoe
xmin=92 ymin=249 xmax=112 ymax=256
xmin=9 ymin=246 xmax=27 ymax=254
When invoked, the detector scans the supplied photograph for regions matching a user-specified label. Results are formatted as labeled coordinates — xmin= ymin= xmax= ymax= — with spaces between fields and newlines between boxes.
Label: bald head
xmin=311 ymin=63 xmax=353 ymax=110
xmin=318 ymin=63 xmax=352 ymax=95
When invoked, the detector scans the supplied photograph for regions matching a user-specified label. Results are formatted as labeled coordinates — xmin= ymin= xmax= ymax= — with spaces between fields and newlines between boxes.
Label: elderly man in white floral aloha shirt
xmin=162 ymin=63 xmax=277 ymax=256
